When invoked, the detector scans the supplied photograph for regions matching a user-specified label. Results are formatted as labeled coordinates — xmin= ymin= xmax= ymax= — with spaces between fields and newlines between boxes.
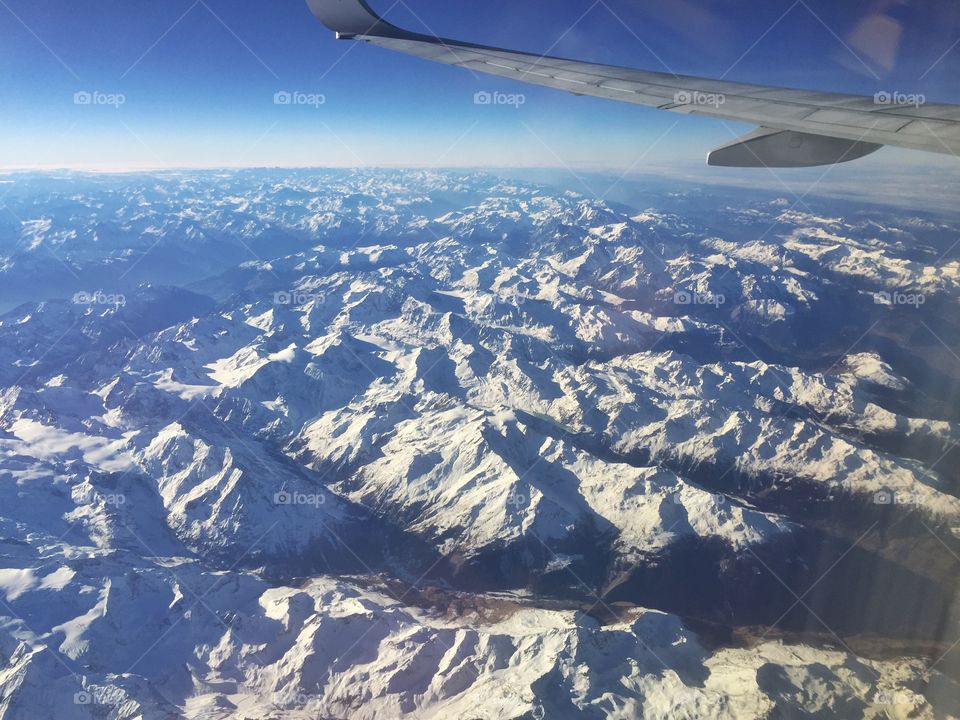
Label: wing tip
xmin=306 ymin=0 xmax=404 ymax=38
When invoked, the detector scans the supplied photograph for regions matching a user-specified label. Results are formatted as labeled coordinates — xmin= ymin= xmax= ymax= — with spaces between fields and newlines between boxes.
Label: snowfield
xmin=0 ymin=169 xmax=958 ymax=718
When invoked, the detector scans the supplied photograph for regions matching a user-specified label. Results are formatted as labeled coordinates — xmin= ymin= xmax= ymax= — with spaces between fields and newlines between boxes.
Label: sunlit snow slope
xmin=0 ymin=169 xmax=958 ymax=718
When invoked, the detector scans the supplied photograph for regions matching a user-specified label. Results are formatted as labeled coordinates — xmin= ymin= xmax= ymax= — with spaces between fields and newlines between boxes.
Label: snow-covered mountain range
xmin=0 ymin=169 xmax=958 ymax=718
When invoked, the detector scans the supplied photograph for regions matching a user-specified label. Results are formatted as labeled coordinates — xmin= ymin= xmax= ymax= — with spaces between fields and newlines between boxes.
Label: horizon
xmin=4 ymin=160 xmax=960 ymax=215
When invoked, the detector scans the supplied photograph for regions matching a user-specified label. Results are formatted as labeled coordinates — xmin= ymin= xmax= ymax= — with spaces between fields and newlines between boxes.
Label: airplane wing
xmin=306 ymin=0 xmax=960 ymax=167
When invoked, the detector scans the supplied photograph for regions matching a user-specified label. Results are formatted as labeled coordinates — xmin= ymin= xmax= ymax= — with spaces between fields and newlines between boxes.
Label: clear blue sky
xmin=1 ymin=0 xmax=958 ymax=171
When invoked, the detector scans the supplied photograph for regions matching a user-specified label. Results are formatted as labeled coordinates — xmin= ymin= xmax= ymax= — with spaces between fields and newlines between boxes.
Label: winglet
xmin=306 ymin=0 xmax=410 ymax=39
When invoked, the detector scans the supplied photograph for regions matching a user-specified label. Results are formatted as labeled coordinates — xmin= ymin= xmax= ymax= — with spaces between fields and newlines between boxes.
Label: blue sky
xmin=1 ymin=0 xmax=958 ymax=173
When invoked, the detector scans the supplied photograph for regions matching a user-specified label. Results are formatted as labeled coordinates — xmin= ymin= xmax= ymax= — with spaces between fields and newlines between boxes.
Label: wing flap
xmin=708 ymin=127 xmax=883 ymax=168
